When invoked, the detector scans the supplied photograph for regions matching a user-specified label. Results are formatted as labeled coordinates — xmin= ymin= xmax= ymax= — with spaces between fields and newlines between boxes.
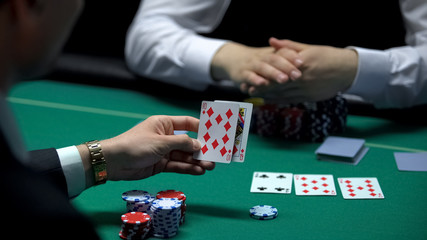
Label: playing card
xmin=294 ymin=174 xmax=336 ymax=196
xmin=337 ymin=177 xmax=384 ymax=199
xmin=215 ymin=100 xmax=253 ymax=162
xmin=193 ymin=101 xmax=239 ymax=163
xmin=250 ymin=172 xmax=293 ymax=194
xmin=315 ymin=136 xmax=369 ymax=165
xmin=394 ymin=152 xmax=427 ymax=172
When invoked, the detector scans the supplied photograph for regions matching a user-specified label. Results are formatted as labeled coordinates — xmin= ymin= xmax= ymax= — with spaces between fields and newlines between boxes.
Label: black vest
xmin=204 ymin=0 xmax=406 ymax=49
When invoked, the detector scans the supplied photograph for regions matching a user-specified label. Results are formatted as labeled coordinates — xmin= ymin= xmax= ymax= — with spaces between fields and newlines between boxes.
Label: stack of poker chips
xmin=122 ymin=190 xmax=156 ymax=213
xmin=249 ymin=94 xmax=348 ymax=142
xmin=249 ymin=205 xmax=278 ymax=220
xmin=156 ymin=190 xmax=187 ymax=225
xmin=119 ymin=212 xmax=151 ymax=240
xmin=150 ymin=198 xmax=182 ymax=238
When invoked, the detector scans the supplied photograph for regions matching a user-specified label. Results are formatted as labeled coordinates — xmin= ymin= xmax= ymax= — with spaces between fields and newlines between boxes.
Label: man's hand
xmin=79 ymin=116 xmax=215 ymax=187
xmin=248 ymin=38 xmax=359 ymax=103
xmin=211 ymin=42 xmax=303 ymax=92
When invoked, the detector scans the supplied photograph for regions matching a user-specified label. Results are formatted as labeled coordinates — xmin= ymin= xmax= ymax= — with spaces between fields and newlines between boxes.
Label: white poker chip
xmin=122 ymin=190 xmax=152 ymax=203
xmin=249 ymin=205 xmax=278 ymax=220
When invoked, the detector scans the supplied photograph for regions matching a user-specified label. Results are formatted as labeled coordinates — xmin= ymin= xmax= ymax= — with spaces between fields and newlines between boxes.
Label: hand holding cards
xmin=193 ymin=100 xmax=253 ymax=163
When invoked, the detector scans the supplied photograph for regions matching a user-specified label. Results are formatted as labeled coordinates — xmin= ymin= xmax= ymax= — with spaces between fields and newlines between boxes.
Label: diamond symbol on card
xmin=365 ymin=180 xmax=372 ymax=183
xmin=301 ymin=177 xmax=307 ymax=181
xmin=224 ymin=121 xmax=231 ymax=132
xmin=207 ymin=107 xmax=214 ymax=117
xmin=313 ymin=186 xmax=319 ymax=190
xmin=215 ymin=114 xmax=223 ymax=124
xmin=370 ymin=193 xmax=377 ymax=197
xmin=357 ymin=186 xmax=364 ymax=190
xmin=367 ymin=184 xmax=373 ymax=188
xmin=222 ymin=134 xmax=229 ymax=144
xmin=345 ymin=180 xmax=352 ymax=184
xmin=205 ymin=120 xmax=212 ymax=130
xmin=321 ymin=177 xmax=327 ymax=181
xmin=303 ymin=190 xmax=309 ymax=194
xmin=322 ymin=183 xmax=328 ymax=187
xmin=233 ymin=146 xmax=238 ymax=154
xmin=368 ymin=188 xmax=375 ymax=192
xmin=348 ymin=189 xmax=354 ymax=192
xmin=323 ymin=190 xmax=330 ymax=194
xmin=350 ymin=193 xmax=356 ymax=197
xmin=346 ymin=184 xmax=353 ymax=188
xmin=302 ymin=183 xmax=308 ymax=187
xmin=203 ymin=132 xmax=211 ymax=142
xmin=220 ymin=147 xmax=227 ymax=156
xmin=226 ymin=109 xmax=233 ymax=119
xmin=311 ymin=180 xmax=318 ymax=184
xmin=201 ymin=145 xmax=208 ymax=154
xmin=211 ymin=140 xmax=219 ymax=149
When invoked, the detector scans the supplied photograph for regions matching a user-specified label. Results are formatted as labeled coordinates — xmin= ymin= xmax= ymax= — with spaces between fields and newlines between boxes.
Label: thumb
xmin=269 ymin=37 xmax=308 ymax=52
xmin=162 ymin=134 xmax=200 ymax=153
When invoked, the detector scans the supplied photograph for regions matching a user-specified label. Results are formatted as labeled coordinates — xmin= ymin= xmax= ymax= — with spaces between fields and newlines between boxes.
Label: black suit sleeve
xmin=28 ymin=148 xmax=69 ymax=195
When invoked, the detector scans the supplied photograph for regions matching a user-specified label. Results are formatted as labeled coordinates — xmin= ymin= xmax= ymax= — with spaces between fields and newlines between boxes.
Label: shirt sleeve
xmin=125 ymin=0 xmax=230 ymax=91
xmin=345 ymin=0 xmax=427 ymax=108
xmin=56 ymin=146 xmax=86 ymax=198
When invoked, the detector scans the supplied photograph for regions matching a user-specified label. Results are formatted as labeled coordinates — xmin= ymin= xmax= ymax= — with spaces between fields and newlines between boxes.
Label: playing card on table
xmin=250 ymin=172 xmax=293 ymax=194
xmin=315 ymin=136 xmax=369 ymax=165
xmin=215 ymin=101 xmax=253 ymax=162
xmin=193 ymin=101 xmax=239 ymax=163
xmin=294 ymin=174 xmax=336 ymax=196
xmin=338 ymin=177 xmax=384 ymax=199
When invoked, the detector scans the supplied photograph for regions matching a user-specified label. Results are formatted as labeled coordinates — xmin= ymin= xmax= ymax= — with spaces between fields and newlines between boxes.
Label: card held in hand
xmin=215 ymin=101 xmax=253 ymax=162
xmin=193 ymin=101 xmax=239 ymax=163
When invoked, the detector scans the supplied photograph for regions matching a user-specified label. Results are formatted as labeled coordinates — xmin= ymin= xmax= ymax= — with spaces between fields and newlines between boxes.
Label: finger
xmin=269 ymin=37 xmax=308 ymax=52
xmin=275 ymin=48 xmax=304 ymax=68
xmin=163 ymin=161 xmax=208 ymax=175
xmin=169 ymin=150 xmax=216 ymax=170
xmin=242 ymin=70 xmax=270 ymax=86
xmin=252 ymin=61 xmax=291 ymax=84
xmin=162 ymin=134 xmax=200 ymax=153
xmin=266 ymin=53 xmax=302 ymax=81
xmin=167 ymin=116 xmax=200 ymax=132
xmin=240 ymin=82 xmax=250 ymax=93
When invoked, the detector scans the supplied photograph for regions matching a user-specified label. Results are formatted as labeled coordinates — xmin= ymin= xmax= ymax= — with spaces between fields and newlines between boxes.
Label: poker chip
xmin=252 ymin=95 xmax=347 ymax=142
xmin=122 ymin=190 xmax=156 ymax=213
xmin=122 ymin=190 xmax=152 ymax=203
xmin=150 ymin=198 xmax=182 ymax=238
xmin=119 ymin=212 xmax=151 ymax=239
xmin=120 ymin=190 xmax=187 ymax=238
xmin=156 ymin=190 xmax=187 ymax=225
xmin=249 ymin=205 xmax=278 ymax=220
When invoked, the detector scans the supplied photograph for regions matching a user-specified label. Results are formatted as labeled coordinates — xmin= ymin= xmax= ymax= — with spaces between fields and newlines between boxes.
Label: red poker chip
xmin=156 ymin=190 xmax=186 ymax=202
xmin=121 ymin=212 xmax=151 ymax=225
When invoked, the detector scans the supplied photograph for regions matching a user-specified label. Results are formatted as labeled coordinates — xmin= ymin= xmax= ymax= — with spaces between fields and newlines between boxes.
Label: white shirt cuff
xmin=345 ymin=47 xmax=391 ymax=107
xmin=181 ymin=36 xmax=228 ymax=90
xmin=57 ymin=146 xmax=86 ymax=198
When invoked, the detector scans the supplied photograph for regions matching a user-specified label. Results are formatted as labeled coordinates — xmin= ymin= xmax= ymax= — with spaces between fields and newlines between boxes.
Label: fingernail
xmin=290 ymin=70 xmax=301 ymax=80
xmin=192 ymin=139 xmax=201 ymax=150
xmin=295 ymin=59 xmax=303 ymax=67
xmin=277 ymin=73 xmax=288 ymax=83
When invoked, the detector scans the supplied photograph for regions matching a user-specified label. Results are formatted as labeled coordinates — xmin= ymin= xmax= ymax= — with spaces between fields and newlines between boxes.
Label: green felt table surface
xmin=7 ymin=80 xmax=427 ymax=240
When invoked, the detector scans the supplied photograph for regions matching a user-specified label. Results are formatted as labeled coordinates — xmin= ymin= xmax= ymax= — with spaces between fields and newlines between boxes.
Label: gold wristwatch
xmin=85 ymin=140 xmax=107 ymax=185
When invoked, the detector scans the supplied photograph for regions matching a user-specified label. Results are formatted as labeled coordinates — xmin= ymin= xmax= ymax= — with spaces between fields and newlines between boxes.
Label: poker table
xmin=8 ymin=80 xmax=427 ymax=240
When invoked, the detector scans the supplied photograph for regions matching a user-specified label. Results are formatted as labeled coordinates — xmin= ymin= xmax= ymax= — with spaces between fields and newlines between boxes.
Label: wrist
xmin=77 ymin=140 xmax=108 ymax=188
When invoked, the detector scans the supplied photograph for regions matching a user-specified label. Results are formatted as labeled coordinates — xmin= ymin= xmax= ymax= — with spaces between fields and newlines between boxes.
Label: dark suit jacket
xmin=0 ymin=131 xmax=99 ymax=239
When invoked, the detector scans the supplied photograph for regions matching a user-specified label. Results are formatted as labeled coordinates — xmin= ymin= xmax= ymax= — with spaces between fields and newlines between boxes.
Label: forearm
xmin=125 ymin=0 xmax=229 ymax=90
xmin=346 ymin=45 xmax=427 ymax=108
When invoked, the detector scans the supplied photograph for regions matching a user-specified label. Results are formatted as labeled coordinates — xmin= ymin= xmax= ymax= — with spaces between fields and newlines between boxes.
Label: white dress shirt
xmin=126 ymin=0 xmax=427 ymax=108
